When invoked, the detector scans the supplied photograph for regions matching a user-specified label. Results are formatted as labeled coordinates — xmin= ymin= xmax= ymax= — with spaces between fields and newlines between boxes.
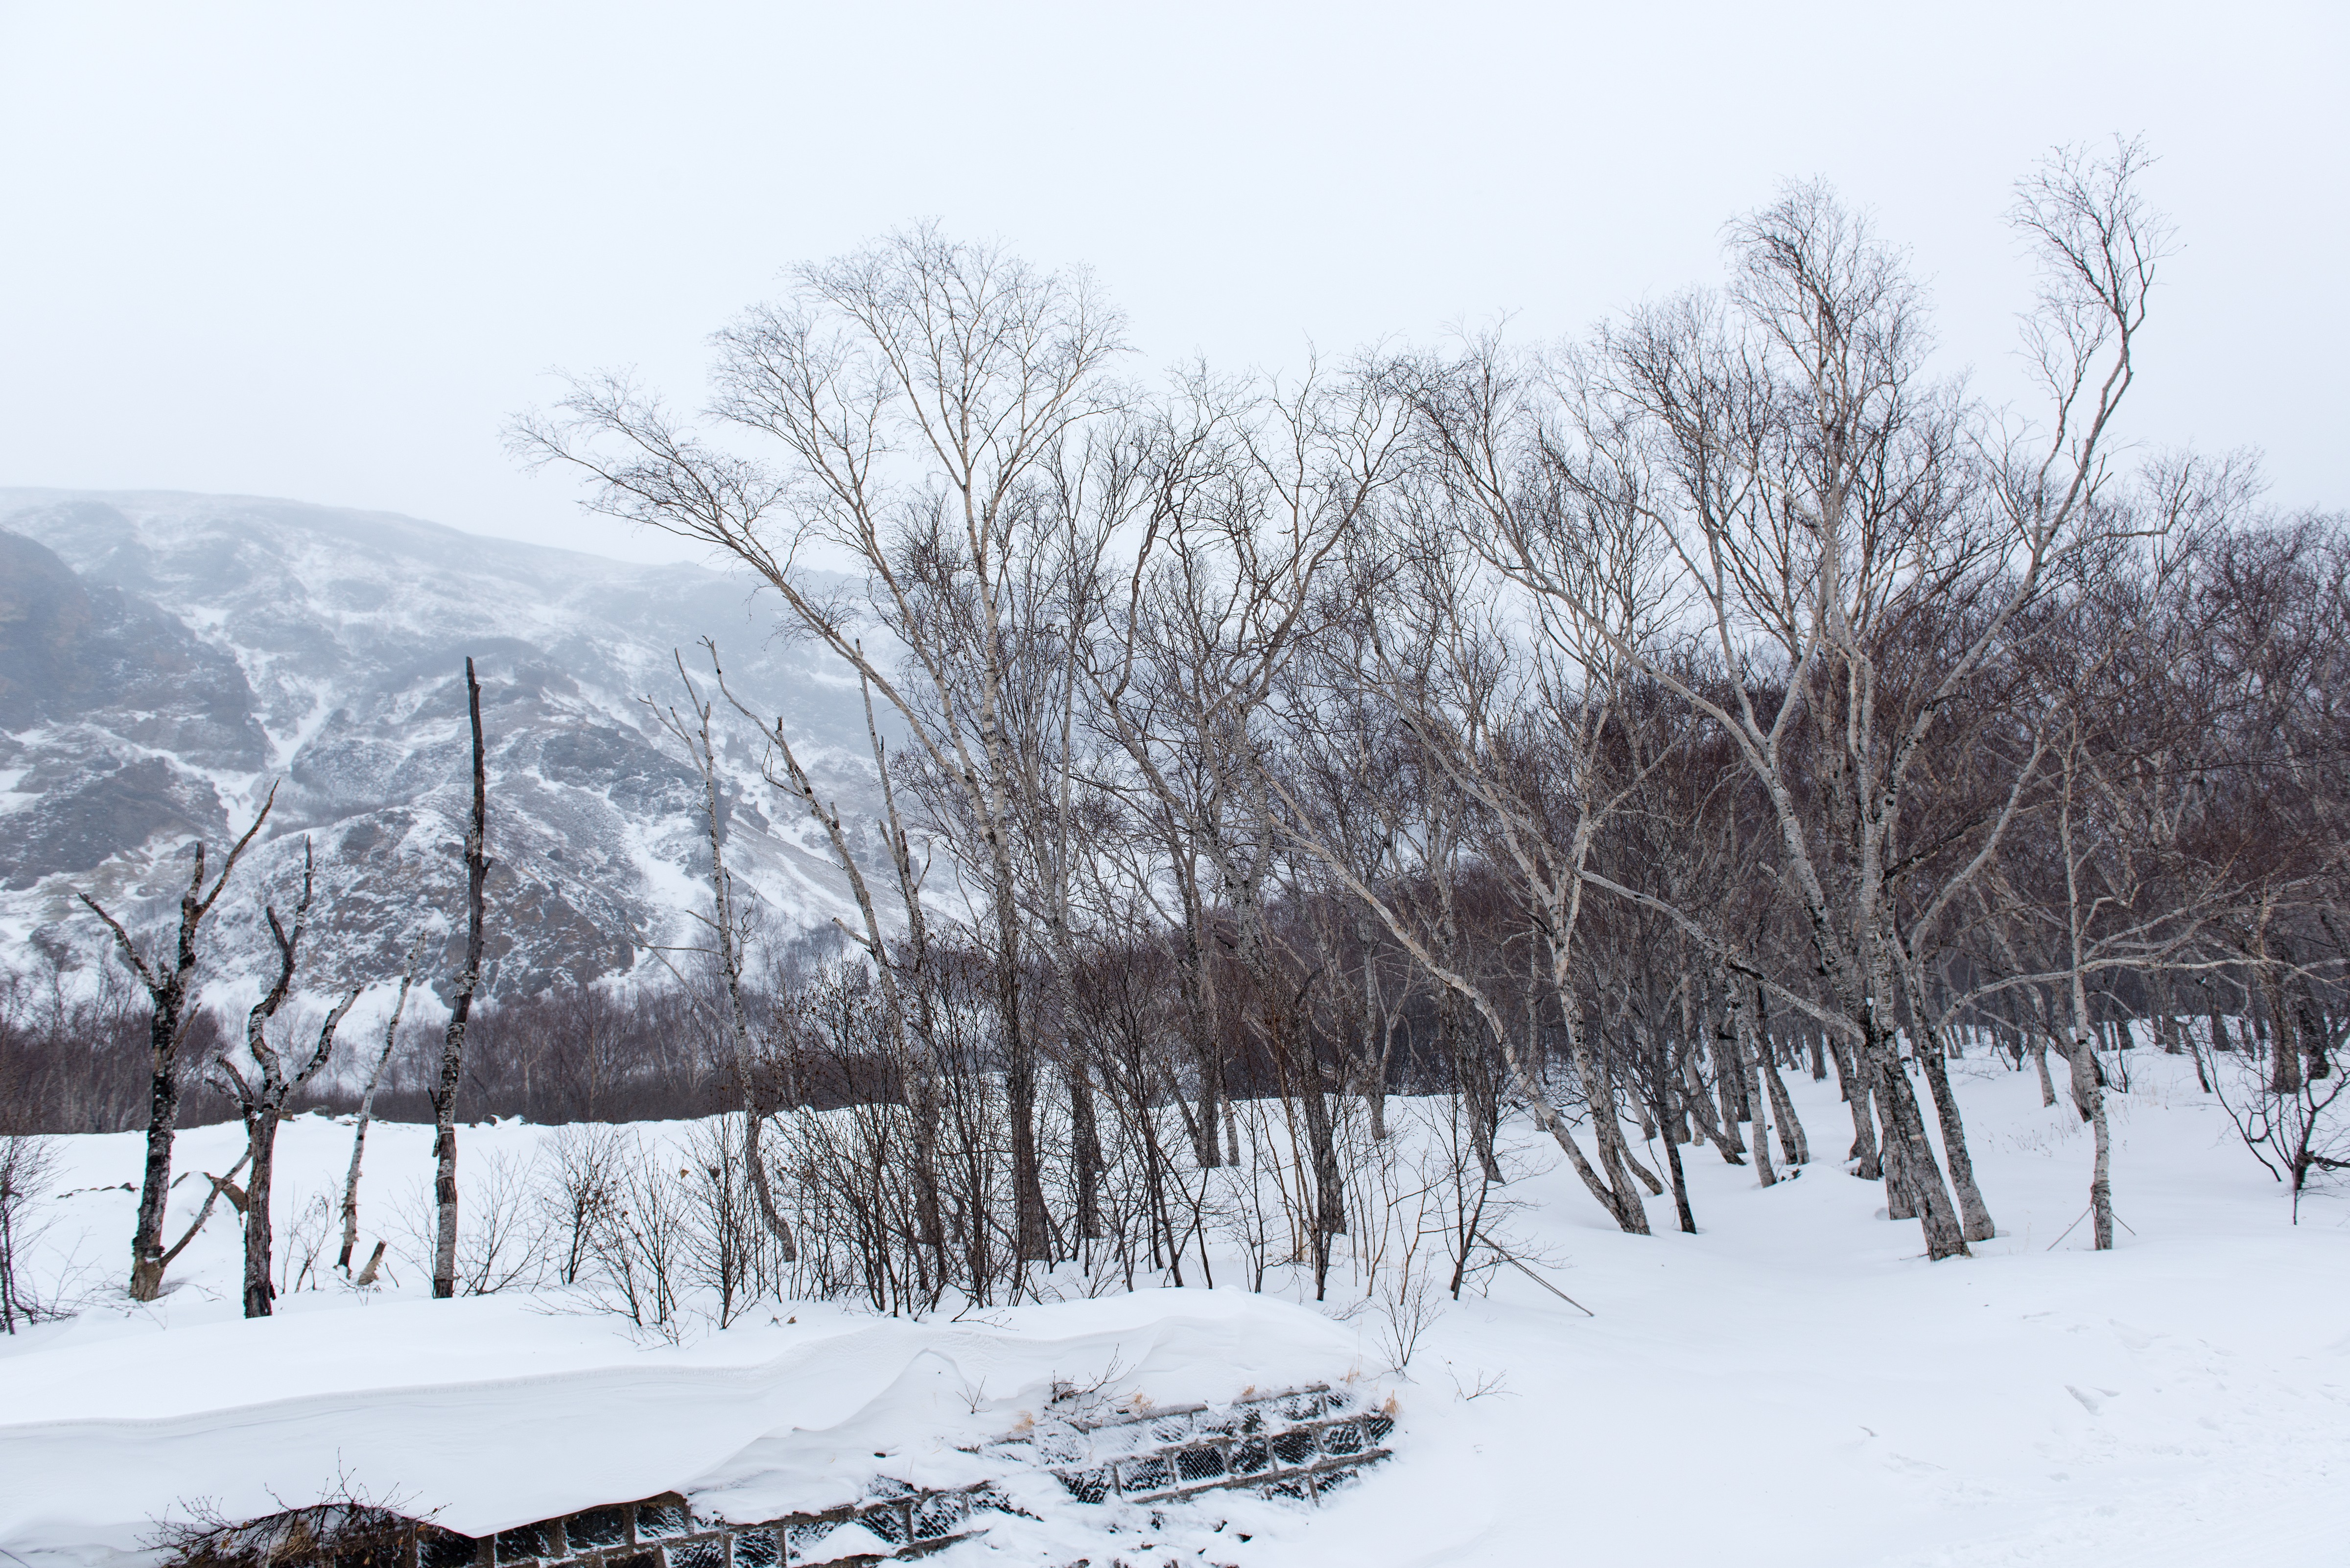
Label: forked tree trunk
xmin=80 ymin=788 xmax=276 ymax=1302
xmin=1894 ymin=954 xmax=1996 ymax=1242
xmin=1851 ymin=933 xmax=1970 ymax=1257
xmin=1833 ymin=1040 xmax=1881 ymax=1178
xmin=220 ymin=841 xmax=359 ymax=1317
xmin=1914 ymin=1044 xmax=1995 ymax=1241
xmin=1869 ymin=1032 xmax=1970 ymax=1257
xmin=1753 ymin=987 xmax=1809 ymax=1165
xmin=1714 ymin=1035 xmax=1748 ymax=1155
xmin=1759 ymin=1056 xmax=1809 ymax=1166
xmin=1875 ymin=1070 xmax=1919 ymax=1219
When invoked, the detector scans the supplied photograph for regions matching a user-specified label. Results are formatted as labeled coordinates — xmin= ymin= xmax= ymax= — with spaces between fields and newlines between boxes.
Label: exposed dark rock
xmin=0 ymin=527 xmax=269 ymax=768
xmin=0 ymin=754 xmax=227 ymax=889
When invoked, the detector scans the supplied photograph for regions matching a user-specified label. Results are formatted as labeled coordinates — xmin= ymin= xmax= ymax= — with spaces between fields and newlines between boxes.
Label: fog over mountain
xmin=0 ymin=489 xmax=885 ymax=1001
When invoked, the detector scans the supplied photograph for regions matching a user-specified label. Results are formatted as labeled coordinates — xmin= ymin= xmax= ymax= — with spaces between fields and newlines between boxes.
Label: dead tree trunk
xmin=432 ymin=659 xmax=491 ymax=1299
xmin=78 ymin=785 xmax=276 ymax=1301
xmin=340 ymin=931 xmax=426 ymax=1273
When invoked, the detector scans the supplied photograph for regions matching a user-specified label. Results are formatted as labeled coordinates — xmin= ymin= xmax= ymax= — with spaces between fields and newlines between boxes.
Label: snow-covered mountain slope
xmin=0 ymin=489 xmax=886 ymax=997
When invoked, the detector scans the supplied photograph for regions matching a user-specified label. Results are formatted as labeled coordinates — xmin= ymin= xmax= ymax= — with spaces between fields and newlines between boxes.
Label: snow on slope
xmin=2 ymin=1059 xmax=2346 ymax=1567
xmin=0 ymin=489 xmax=893 ymax=996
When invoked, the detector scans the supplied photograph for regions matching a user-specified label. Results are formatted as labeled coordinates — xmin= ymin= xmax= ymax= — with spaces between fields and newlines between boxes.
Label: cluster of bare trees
xmin=514 ymin=135 xmax=2341 ymax=1301
xmin=1 ymin=663 xmax=502 ymax=1321
xmin=6 ymin=139 xmax=2339 ymax=1334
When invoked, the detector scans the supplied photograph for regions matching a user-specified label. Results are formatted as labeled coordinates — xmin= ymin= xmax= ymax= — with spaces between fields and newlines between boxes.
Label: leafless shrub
xmin=147 ymin=1469 xmax=440 ymax=1568
xmin=398 ymin=1148 xmax=549 ymax=1296
xmin=677 ymin=1115 xmax=782 ymax=1327
xmin=569 ymin=1134 xmax=692 ymax=1339
xmin=1446 ymin=1365 xmax=1511 ymax=1402
xmin=1368 ymin=1270 xmax=1441 ymax=1375
xmin=2211 ymin=1048 xmax=2350 ymax=1221
xmin=274 ymin=1185 xmax=336 ymax=1300
xmin=0 ymin=1133 xmax=66 ymax=1332
xmin=1209 ymin=1104 xmax=1292 ymax=1295
xmin=539 ymin=1123 xmax=626 ymax=1286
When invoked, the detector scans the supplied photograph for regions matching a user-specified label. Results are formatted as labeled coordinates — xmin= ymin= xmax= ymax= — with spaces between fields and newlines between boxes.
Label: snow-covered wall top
xmin=0 ymin=1289 xmax=1364 ymax=1554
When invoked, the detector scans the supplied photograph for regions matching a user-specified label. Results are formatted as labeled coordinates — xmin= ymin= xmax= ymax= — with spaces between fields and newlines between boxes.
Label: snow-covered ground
xmin=3 ymin=1055 xmax=2344 ymax=1567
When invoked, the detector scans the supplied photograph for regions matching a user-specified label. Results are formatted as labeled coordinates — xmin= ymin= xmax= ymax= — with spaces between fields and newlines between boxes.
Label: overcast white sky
xmin=2 ymin=2 xmax=2342 ymax=565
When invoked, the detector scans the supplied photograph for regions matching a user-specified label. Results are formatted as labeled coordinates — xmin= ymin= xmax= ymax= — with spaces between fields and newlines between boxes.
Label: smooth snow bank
xmin=5 ymin=1059 xmax=2349 ymax=1567
xmin=0 ymin=1289 xmax=1359 ymax=1559
xmin=1245 ymin=1060 xmax=2350 ymax=1568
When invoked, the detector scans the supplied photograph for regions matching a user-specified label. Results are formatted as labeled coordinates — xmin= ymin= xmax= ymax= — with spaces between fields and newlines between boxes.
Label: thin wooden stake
xmin=1474 ymin=1229 xmax=1595 ymax=1316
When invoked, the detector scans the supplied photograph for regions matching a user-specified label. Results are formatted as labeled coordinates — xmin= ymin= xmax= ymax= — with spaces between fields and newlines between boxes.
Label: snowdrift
xmin=0 ymin=1290 xmax=1361 ymax=1563
xmin=7 ymin=1061 xmax=2350 ymax=1566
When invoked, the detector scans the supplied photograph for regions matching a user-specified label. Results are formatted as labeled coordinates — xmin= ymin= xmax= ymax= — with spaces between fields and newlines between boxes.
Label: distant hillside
xmin=0 ymin=489 xmax=885 ymax=1001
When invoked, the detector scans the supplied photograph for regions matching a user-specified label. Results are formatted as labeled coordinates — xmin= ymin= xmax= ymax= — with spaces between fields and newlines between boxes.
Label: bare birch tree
xmin=647 ymin=647 xmax=798 ymax=1263
xmin=516 ymin=226 xmax=1124 ymax=1272
xmin=339 ymin=930 xmax=428 ymax=1275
